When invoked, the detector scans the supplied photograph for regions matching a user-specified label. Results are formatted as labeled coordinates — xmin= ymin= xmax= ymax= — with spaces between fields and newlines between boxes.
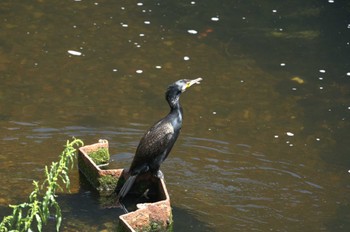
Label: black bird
xmin=117 ymin=78 xmax=202 ymax=201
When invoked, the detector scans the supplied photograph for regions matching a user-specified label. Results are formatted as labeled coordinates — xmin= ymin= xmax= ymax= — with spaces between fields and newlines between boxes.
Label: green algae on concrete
xmin=88 ymin=147 xmax=110 ymax=165
xmin=97 ymin=174 xmax=119 ymax=193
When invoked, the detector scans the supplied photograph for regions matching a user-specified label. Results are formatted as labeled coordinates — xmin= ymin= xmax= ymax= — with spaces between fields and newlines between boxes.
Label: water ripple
xmin=183 ymin=136 xmax=232 ymax=154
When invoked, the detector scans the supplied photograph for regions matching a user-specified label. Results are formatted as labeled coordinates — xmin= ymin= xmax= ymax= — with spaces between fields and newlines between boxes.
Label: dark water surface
xmin=1 ymin=0 xmax=350 ymax=231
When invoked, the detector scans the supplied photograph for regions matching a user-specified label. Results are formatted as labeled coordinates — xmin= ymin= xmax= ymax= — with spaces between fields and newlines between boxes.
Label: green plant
xmin=0 ymin=138 xmax=84 ymax=232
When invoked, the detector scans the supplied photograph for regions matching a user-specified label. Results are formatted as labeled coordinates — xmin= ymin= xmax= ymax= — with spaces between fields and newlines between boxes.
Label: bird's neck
xmin=169 ymin=101 xmax=183 ymax=129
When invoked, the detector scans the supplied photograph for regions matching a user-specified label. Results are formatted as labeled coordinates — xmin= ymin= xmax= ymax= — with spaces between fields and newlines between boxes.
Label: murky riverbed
xmin=1 ymin=0 xmax=349 ymax=231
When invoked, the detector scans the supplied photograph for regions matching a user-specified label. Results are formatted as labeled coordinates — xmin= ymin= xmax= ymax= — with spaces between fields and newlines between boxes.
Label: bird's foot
xmin=116 ymin=201 xmax=129 ymax=214
xmin=155 ymin=170 xmax=164 ymax=179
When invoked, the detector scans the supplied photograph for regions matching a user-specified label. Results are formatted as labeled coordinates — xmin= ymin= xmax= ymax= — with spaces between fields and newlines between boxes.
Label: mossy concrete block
xmin=78 ymin=140 xmax=173 ymax=232
xmin=118 ymin=177 xmax=172 ymax=232
xmin=78 ymin=140 xmax=122 ymax=195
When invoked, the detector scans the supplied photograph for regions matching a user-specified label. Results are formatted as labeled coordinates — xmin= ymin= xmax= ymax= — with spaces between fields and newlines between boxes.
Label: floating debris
xmin=291 ymin=76 xmax=304 ymax=84
xmin=136 ymin=69 xmax=143 ymax=74
xmin=187 ymin=29 xmax=198 ymax=34
xmin=319 ymin=69 xmax=326 ymax=73
xmin=286 ymin=132 xmax=294 ymax=136
xmin=211 ymin=17 xmax=219 ymax=22
xmin=67 ymin=50 xmax=82 ymax=56
xmin=183 ymin=56 xmax=190 ymax=61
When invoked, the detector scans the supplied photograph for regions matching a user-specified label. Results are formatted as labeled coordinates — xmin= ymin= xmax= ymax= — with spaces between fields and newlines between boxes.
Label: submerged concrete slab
xmin=78 ymin=140 xmax=172 ymax=232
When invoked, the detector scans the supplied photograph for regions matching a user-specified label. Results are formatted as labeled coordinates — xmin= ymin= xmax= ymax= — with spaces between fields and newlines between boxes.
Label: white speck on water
xmin=319 ymin=69 xmax=326 ymax=73
xmin=94 ymin=2 xmax=98 ymax=6
xmin=144 ymin=21 xmax=151 ymax=24
xmin=211 ymin=17 xmax=219 ymax=21
xmin=113 ymin=69 xmax=118 ymax=72
xmin=348 ymin=106 xmax=350 ymax=110
xmin=316 ymin=138 xmax=321 ymax=141
xmin=67 ymin=50 xmax=82 ymax=56
xmin=121 ymin=6 xmax=125 ymax=10
xmin=274 ymin=135 xmax=279 ymax=138
xmin=286 ymin=132 xmax=294 ymax=137
xmin=328 ymin=0 xmax=334 ymax=3
xmin=191 ymin=1 xmax=196 ymax=5
xmin=289 ymin=144 xmax=294 ymax=147
xmin=139 ymin=33 xmax=145 ymax=37
xmin=213 ymin=112 xmax=217 ymax=115
xmin=183 ymin=56 xmax=190 ymax=61
xmin=187 ymin=29 xmax=198 ymax=34
xmin=136 ymin=70 xmax=143 ymax=74
xmin=272 ymin=9 xmax=277 ymax=13
xmin=155 ymin=65 xmax=162 ymax=69
xmin=319 ymin=86 xmax=324 ymax=90
xmin=319 ymin=77 xmax=324 ymax=80
xmin=137 ymin=2 xmax=143 ymax=6
xmin=121 ymin=23 xmax=128 ymax=27
xmin=346 ymin=72 xmax=350 ymax=76
xmin=280 ymin=63 xmax=286 ymax=66
xmin=292 ymin=87 xmax=297 ymax=91
xmin=242 ymin=16 xmax=246 ymax=20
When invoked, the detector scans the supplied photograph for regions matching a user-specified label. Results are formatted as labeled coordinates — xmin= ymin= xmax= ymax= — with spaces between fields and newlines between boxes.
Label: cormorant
xmin=117 ymin=78 xmax=202 ymax=201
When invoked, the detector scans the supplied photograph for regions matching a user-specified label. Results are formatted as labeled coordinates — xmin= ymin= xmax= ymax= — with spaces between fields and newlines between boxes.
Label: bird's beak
xmin=184 ymin=77 xmax=203 ymax=90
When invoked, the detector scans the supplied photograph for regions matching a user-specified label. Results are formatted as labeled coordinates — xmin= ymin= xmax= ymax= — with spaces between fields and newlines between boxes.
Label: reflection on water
xmin=1 ymin=0 xmax=350 ymax=231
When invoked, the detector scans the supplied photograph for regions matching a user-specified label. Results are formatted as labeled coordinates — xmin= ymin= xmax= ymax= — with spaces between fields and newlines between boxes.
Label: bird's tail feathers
xmin=117 ymin=175 xmax=137 ymax=200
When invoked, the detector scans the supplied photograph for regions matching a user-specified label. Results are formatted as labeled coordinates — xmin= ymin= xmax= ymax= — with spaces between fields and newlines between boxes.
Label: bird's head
xmin=170 ymin=77 xmax=203 ymax=93
xmin=165 ymin=78 xmax=202 ymax=107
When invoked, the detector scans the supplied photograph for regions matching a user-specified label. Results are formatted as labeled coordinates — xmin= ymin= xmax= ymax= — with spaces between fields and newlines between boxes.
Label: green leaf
xmin=35 ymin=213 xmax=42 ymax=232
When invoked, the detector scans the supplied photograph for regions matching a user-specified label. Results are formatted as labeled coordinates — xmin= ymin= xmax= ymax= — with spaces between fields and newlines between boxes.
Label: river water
xmin=0 ymin=0 xmax=349 ymax=231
